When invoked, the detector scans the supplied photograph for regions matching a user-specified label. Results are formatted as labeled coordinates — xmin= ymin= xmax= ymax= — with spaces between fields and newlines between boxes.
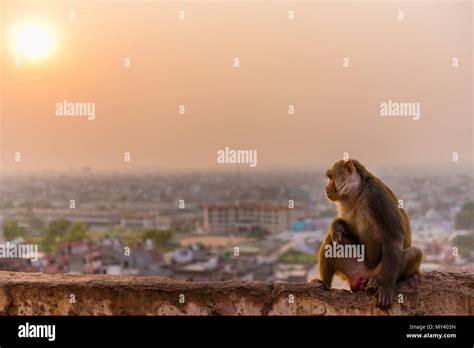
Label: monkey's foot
xmin=309 ymin=278 xmax=331 ymax=290
xmin=366 ymin=277 xmax=395 ymax=308
xmin=376 ymin=286 xmax=395 ymax=309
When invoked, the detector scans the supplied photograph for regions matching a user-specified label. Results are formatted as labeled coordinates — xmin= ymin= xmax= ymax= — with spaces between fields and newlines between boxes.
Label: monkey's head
xmin=331 ymin=222 xmax=353 ymax=245
xmin=325 ymin=159 xmax=361 ymax=202
xmin=331 ymin=219 xmax=355 ymax=245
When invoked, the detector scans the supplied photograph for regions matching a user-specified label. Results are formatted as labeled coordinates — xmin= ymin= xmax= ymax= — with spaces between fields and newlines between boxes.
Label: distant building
xmin=170 ymin=256 xmax=222 ymax=281
xmin=174 ymin=248 xmax=193 ymax=264
xmin=120 ymin=213 xmax=158 ymax=229
xmin=58 ymin=240 xmax=103 ymax=274
xmin=71 ymin=251 xmax=102 ymax=274
xmin=102 ymin=264 xmax=123 ymax=275
xmin=411 ymin=208 xmax=453 ymax=236
xmin=31 ymin=208 xmax=119 ymax=231
xmin=204 ymin=201 xmax=301 ymax=235
xmin=273 ymin=263 xmax=309 ymax=282
xmin=119 ymin=213 xmax=171 ymax=230
xmin=61 ymin=240 xmax=91 ymax=256
xmin=16 ymin=208 xmax=172 ymax=231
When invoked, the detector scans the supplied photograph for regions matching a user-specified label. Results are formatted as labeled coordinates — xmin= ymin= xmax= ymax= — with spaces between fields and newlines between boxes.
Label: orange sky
xmin=1 ymin=0 xmax=472 ymax=173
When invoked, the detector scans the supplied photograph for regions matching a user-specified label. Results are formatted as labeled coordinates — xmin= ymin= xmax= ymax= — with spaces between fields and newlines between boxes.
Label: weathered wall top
xmin=0 ymin=271 xmax=472 ymax=315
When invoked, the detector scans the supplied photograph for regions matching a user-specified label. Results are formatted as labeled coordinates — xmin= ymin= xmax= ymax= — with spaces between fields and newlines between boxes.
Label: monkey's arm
xmin=317 ymin=230 xmax=336 ymax=289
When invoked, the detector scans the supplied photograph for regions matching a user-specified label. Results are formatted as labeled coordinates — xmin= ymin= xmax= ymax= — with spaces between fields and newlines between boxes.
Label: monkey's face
xmin=325 ymin=159 xmax=361 ymax=201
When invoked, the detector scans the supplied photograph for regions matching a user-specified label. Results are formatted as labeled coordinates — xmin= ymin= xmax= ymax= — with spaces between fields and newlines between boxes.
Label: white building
xmin=204 ymin=201 xmax=301 ymax=235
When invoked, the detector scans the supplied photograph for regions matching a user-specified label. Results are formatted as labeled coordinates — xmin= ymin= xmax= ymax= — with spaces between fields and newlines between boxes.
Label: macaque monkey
xmin=316 ymin=159 xmax=423 ymax=308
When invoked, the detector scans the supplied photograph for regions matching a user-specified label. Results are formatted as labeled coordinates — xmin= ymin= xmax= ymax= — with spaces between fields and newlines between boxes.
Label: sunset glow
xmin=9 ymin=20 xmax=57 ymax=62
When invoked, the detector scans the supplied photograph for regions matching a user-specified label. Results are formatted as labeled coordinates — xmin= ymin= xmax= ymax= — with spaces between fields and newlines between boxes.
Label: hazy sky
xmin=1 ymin=0 xmax=472 ymax=173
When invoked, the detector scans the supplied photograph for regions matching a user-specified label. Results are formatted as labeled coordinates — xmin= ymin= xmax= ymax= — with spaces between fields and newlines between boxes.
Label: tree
xmin=452 ymin=234 xmax=474 ymax=258
xmin=455 ymin=202 xmax=474 ymax=230
xmin=44 ymin=219 xmax=72 ymax=238
xmin=143 ymin=229 xmax=174 ymax=250
xmin=67 ymin=222 xmax=87 ymax=241
xmin=2 ymin=200 xmax=14 ymax=209
xmin=42 ymin=220 xmax=71 ymax=252
xmin=3 ymin=220 xmax=26 ymax=240
xmin=42 ymin=219 xmax=90 ymax=252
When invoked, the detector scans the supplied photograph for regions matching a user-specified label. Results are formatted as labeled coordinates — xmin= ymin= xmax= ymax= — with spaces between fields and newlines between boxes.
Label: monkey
xmin=328 ymin=218 xmax=381 ymax=292
xmin=315 ymin=159 xmax=423 ymax=308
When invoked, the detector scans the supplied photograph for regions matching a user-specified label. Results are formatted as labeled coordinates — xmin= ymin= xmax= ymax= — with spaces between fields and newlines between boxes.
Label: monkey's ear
xmin=344 ymin=159 xmax=355 ymax=174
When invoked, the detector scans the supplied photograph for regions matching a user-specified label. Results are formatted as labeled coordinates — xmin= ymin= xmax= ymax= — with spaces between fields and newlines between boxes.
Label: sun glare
xmin=9 ymin=20 xmax=57 ymax=62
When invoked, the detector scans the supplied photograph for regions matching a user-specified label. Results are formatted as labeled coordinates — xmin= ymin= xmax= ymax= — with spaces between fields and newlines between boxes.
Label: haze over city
xmin=1 ymin=0 xmax=472 ymax=174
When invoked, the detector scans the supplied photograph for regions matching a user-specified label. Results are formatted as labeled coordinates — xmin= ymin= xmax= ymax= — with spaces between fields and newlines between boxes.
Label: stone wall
xmin=0 ymin=271 xmax=472 ymax=315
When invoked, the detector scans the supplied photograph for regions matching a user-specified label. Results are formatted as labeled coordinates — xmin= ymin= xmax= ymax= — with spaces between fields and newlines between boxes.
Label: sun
xmin=9 ymin=20 xmax=57 ymax=62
